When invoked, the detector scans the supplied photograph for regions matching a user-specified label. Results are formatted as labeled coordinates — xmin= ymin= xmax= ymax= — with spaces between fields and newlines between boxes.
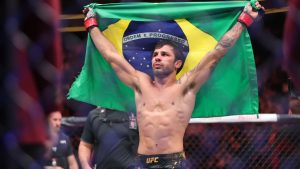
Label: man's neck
xmin=153 ymin=75 xmax=177 ymax=88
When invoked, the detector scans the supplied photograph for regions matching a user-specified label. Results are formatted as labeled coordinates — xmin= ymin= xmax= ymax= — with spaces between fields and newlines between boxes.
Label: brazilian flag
xmin=68 ymin=1 xmax=259 ymax=118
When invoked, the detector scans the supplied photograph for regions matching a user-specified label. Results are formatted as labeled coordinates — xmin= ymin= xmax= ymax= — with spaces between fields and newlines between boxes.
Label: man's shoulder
xmin=136 ymin=71 xmax=153 ymax=85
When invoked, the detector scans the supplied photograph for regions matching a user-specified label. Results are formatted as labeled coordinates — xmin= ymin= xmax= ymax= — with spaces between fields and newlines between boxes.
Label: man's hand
xmin=83 ymin=8 xmax=98 ymax=30
xmin=238 ymin=1 xmax=265 ymax=27
xmin=244 ymin=1 xmax=265 ymax=19
xmin=83 ymin=8 xmax=96 ymax=20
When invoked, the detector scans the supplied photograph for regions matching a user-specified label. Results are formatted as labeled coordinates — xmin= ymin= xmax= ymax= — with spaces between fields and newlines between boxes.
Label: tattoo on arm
xmin=179 ymin=22 xmax=245 ymax=91
xmin=215 ymin=23 xmax=245 ymax=53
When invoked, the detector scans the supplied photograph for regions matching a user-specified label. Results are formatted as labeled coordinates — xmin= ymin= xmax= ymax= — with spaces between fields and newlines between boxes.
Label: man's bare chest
xmin=137 ymin=85 xmax=188 ymax=109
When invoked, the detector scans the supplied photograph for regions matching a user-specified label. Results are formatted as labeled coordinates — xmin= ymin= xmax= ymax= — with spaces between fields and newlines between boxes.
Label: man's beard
xmin=153 ymin=67 xmax=173 ymax=78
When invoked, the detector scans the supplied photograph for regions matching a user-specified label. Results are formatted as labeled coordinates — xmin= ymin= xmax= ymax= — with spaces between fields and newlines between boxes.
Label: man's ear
xmin=175 ymin=60 xmax=183 ymax=69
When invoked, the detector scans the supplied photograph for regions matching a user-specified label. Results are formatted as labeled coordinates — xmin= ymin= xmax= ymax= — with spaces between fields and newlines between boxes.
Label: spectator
xmin=44 ymin=111 xmax=79 ymax=169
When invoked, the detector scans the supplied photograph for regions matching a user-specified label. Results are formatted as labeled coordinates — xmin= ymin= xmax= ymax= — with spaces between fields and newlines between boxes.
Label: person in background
xmin=78 ymin=107 xmax=139 ymax=169
xmin=44 ymin=111 xmax=79 ymax=169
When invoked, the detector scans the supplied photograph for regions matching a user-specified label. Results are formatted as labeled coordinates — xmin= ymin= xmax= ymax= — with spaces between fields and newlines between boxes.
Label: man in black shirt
xmin=78 ymin=107 xmax=139 ymax=169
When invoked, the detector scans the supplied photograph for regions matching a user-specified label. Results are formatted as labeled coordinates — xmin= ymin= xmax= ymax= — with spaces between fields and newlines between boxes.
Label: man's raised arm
xmin=83 ymin=8 xmax=140 ymax=88
xmin=180 ymin=2 xmax=264 ymax=93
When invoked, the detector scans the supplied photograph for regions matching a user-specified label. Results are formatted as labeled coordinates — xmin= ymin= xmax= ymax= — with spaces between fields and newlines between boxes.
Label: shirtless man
xmin=83 ymin=2 xmax=263 ymax=168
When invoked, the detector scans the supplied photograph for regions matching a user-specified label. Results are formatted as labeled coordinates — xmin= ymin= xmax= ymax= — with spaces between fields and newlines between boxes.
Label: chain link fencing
xmin=62 ymin=114 xmax=300 ymax=169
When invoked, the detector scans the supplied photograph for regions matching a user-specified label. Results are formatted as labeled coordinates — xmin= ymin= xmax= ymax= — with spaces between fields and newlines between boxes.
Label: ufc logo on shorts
xmin=146 ymin=157 xmax=159 ymax=164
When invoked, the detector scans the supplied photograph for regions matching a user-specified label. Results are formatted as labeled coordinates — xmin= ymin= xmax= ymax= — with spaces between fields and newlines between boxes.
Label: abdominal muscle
xmin=134 ymin=77 xmax=196 ymax=155
xmin=137 ymin=108 xmax=190 ymax=155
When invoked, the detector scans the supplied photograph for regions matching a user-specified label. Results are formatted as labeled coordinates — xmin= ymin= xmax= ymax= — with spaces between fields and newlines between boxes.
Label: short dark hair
xmin=154 ymin=40 xmax=184 ymax=62
xmin=153 ymin=40 xmax=185 ymax=73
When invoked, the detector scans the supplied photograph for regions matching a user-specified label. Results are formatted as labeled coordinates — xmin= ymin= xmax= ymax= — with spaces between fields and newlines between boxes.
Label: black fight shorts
xmin=129 ymin=152 xmax=189 ymax=169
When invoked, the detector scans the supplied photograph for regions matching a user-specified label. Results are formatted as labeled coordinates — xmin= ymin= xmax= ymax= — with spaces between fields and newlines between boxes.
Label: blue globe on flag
xmin=122 ymin=21 xmax=189 ymax=78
